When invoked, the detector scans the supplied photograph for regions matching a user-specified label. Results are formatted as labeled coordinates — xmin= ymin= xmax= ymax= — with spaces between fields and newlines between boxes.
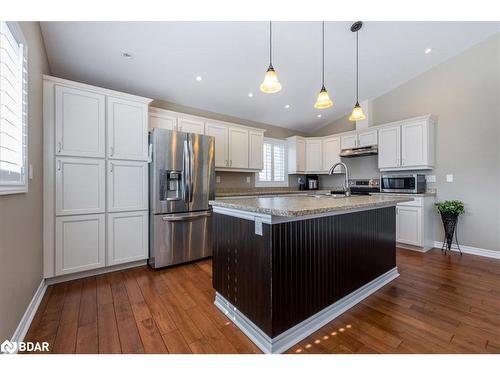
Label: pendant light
xmin=349 ymin=21 xmax=366 ymax=121
xmin=314 ymin=21 xmax=333 ymax=109
xmin=260 ymin=21 xmax=282 ymax=94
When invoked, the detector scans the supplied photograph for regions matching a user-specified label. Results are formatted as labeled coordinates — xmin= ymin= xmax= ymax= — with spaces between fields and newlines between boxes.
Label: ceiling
xmin=40 ymin=21 xmax=499 ymax=133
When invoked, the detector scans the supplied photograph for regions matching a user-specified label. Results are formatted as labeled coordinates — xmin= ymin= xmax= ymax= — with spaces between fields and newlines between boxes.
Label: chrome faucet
xmin=329 ymin=162 xmax=351 ymax=197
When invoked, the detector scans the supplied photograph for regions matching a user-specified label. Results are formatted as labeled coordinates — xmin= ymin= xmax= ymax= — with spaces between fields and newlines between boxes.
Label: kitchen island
xmin=209 ymin=194 xmax=411 ymax=353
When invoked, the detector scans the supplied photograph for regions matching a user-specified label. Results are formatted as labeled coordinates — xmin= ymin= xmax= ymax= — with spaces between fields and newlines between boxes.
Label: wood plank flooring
xmin=23 ymin=248 xmax=500 ymax=354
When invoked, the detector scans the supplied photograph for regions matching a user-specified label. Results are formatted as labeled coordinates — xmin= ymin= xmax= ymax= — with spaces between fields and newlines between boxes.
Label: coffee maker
xmin=306 ymin=175 xmax=319 ymax=190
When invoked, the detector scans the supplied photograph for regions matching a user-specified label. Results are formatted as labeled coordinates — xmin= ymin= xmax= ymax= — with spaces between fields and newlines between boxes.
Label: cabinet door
xmin=396 ymin=206 xmax=422 ymax=246
xmin=322 ymin=136 xmax=341 ymax=172
xmin=107 ymin=97 xmax=148 ymax=161
xmin=55 ymin=85 xmax=105 ymax=157
xmin=108 ymin=211 xmax=148 ymax=265
xmin=297 ymin=139 xmax=306 ymax=172
xmin=341 ymin=134 xmax=357 ymax=150
xmin=55 ymin=214 xmax=105 ymax=275
xmin=108 ymin=160 xmax=148 ymax=212
xmin=206 ymin=121 xmax=229 ymax=168
xmin=401 ymin=120 xmax=428 ymax=167
xmin=178 ymin=116 xmax=205 ymax=135
xmin=149 ymin=113 xmax=177 ymax=131
xmin=55 ymin=157 xmax=105 ymax=216
xmin=248 ymin=131 xmax=264 ymax=170
xmin=358 ymin=129 xmax=378 ymax=147
xmin=378 ymin=125 xmax=401 ymax=169
xmin=228 ymin=127 xmax=249 ymax=169
xmin=306 ymin=139 xmax=322 ymax=172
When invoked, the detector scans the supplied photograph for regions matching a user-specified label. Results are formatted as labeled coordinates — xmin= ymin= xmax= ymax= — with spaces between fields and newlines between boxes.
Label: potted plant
xmin=435 ymin=200 xmax=465 ymax=254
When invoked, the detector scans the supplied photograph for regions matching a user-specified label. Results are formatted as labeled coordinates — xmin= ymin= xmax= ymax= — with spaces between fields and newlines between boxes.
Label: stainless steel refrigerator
xmin=149 ymin=129 xmax=215 ymax=269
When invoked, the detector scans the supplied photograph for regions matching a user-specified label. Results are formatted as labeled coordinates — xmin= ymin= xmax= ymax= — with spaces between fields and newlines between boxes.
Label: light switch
xmin=446 ymin=174 xmax=454 ymax=182
xmin=29 ymin=164 xmax=33 ymax=180
xmin=425 ymin=175 xmax=436 ymax=183
xmin=246 ymin=176 xmax=251 ymax=183
xmin=216 ymin=175 xmax=221 ymax=183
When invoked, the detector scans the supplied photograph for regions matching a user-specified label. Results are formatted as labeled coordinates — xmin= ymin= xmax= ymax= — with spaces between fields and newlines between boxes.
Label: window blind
xmin=0 ymin=21 xmax=27 ymax=191
xmin=257 ymin=138 xmax=287 ymax=186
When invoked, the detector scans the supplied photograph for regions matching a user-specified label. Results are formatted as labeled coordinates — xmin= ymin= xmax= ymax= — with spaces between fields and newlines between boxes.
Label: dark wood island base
xmin=212 ymin=205 xmax=400 ymax=353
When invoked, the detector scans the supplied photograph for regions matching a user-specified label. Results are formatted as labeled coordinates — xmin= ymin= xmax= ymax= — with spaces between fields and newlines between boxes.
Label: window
xmin=255 ymin=138 xmax=288 ymax=187
xmin=0 ymin=22 xmax=28 ymax=194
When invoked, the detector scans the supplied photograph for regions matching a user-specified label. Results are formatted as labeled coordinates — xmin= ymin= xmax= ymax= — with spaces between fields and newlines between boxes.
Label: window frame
xmin=0 ymin=21 xmax=28 ymax=195
xmin=255 ymin=137 xmax=288 ymax=188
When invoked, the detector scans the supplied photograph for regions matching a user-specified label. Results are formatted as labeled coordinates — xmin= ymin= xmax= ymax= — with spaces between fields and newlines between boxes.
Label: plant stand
xmin=440 ymin=213 xmax=462 ymax=255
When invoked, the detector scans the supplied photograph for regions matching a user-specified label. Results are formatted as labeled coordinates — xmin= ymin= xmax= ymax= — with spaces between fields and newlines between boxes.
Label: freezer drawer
xmin=149 ymin=210 xmax=212 ymax=268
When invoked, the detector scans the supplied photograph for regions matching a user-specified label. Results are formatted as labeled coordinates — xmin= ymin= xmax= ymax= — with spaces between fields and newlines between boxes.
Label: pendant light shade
xmin=314 ymin=22 xmax=333 ymax=109
xmin=349 ymin=21 xmax=366 ymax=121
xmin=260 ymin=22 xmax=282 ymax=94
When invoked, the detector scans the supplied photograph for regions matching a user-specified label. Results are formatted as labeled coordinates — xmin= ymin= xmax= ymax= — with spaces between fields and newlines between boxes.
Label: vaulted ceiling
xmin=40 ymin=21 xmax=499 ymax=132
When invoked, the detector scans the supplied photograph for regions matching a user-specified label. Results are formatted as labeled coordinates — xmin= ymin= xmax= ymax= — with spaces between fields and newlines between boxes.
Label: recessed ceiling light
xmin=196 ymin=76 xmax=203 ymax=81
xmin=122 ymin=52 xmax=133 ymax=59
xmin=284 ymin=104 xmax=290 ymax=109
xmin=317 ymin=114 xmax=322 ymax=118
xmin=425 ymin=48 xmax=432 ymax=54
xmin=248 ymin=93 xmax=253 ymax=97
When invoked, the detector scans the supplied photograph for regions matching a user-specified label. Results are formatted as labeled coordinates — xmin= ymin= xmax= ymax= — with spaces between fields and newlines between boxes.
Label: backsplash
xmin=216 ymin=171 xmax=304 ymax=190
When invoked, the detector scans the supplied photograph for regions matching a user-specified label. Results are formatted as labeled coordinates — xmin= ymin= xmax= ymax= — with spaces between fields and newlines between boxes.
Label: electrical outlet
xmin=446 ymin=174 xmax=454 ymax=182
xmin=216 ymin=175 xmax=221 ymax=183
xmin=425 ymin=175 xmax=436 ymax=183
xmin=246 ymin=176 xmax=251 ymax=183
xmin=29 ymin=164 xmax=33 ymax=180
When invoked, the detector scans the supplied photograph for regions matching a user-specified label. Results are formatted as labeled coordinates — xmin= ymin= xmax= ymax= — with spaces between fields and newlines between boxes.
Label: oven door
xmin=380 ymin=175 xmax=417 ymax=193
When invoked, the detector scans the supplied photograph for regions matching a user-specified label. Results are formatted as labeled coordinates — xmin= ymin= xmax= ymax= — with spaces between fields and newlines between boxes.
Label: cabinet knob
xmin=57 ymin=160 xmax=61 ymax=171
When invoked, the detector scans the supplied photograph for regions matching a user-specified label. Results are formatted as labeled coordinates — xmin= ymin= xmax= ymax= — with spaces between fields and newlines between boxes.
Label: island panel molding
xmin=212 ymin=206 xmax=398 ymax=351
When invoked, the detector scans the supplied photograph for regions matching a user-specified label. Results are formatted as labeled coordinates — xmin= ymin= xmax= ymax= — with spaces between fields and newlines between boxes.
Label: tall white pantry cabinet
xmin=43 ymin=76 xmax=152 ymax=278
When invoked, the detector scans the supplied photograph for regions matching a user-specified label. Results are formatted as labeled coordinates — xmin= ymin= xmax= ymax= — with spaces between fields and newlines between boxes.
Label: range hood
xmin=340 ymin=145 xmax=378 ymax=158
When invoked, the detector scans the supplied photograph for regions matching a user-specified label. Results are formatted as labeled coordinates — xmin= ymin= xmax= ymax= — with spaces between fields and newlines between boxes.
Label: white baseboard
xmin=215 ymin=267 xmax=399 ymax=354
xmin=9 ymin=279 xmax=47 ymax=352
xmin=432 ymin=241 xmax=500 ymax=260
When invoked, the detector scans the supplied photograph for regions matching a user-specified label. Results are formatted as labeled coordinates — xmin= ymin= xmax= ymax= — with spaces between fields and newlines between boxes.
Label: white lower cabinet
xmin=107 ymin=211 xmax=148 ymax=266
xmin=396 ymin=206 xmax=422 ymax=246
xmin=55 ymin=157 xmax=106 ymax=216
xmin=55 ymin=214 xmax=106 ymax=275
xmin=107 ymin=160 xmax=148 ymax=212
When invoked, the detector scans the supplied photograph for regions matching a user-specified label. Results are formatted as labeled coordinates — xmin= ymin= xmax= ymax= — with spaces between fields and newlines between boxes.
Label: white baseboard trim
xmin=432 ymin=241 xmax=500 ymax=260
xmin=9 ymin=279 xmax=47 ymax=353
xmin=215 ymin=267 xmax=399 ymax=354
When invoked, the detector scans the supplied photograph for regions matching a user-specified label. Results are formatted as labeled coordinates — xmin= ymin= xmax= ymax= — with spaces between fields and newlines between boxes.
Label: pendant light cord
xmin=269 ymin=21 xmax=272 ymax=67
xmin=322 ymin=21 xmax=325 ymax=87
xmin=356 ymin=29 xmax=359 ymax=102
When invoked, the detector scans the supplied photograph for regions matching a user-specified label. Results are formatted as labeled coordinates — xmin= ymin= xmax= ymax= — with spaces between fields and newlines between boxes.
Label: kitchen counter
xmin=210 ymin=194 xmax=412 ymax=217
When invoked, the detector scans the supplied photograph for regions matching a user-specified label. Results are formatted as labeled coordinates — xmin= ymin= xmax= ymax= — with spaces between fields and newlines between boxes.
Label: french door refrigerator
xmin=149 ymin=128 xmax=215 ymax=269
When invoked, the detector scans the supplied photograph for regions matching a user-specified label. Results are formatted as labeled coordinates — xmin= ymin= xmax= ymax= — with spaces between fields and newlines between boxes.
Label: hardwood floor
xmin=24 ymin=248 xmax=500 ymax=354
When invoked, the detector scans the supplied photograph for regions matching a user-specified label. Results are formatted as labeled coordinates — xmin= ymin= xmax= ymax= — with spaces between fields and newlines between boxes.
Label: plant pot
xmin=440 ymin=212 xmax=459 ymax=254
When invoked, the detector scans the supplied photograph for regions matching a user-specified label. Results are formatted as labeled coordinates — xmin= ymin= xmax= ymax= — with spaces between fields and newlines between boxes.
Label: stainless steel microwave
xmin=380 ymin=174 xmax=426 ymax=193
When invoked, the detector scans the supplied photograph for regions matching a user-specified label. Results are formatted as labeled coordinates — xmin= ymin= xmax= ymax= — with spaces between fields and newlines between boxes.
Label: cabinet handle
xmin=57 ymin=160 xmax=61 ymax=171
xmin=57 ymin=142 xmax=61 ymax=153
xmin=110 ymin=146 xmax=114 ymax=156
xmin=110 ymin=163 xmax=113 ymax=172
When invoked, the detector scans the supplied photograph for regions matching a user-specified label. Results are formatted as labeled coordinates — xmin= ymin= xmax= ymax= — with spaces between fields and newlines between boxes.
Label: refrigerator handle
xmin=183 ymin=139 xmax=191 ymax=203
xmin=188 ymin=137 xmax=194 ymax=202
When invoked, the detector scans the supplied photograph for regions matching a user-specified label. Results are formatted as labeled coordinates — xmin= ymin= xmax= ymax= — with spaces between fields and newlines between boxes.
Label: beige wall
xmin=314 ymin=33 xmax=500 ymax=252
xmin=0 ymin=22 xmax=50 ymax=341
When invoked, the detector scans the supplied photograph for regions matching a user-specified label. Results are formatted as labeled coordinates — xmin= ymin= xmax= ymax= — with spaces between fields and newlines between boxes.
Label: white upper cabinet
xmin=107 ymin=160 xmax=148 ymax=212
xmin=55 ymin=214 xmax=105 ymax=275
xmin=149 ymin=108 xmax=177 ymax=131
xmin=55 ymin=157 xmax=105 ymax=216
xmin=378 ymin=124 xmax=401 ymax=169
xmin=206 ymin=121 xmax=229 ymax=168
xmin=340 ymin=133 xmax=357 ymax=150
xmin=178 ymin=116 xmax=205 ymax=135
xmin=248 ymin=130 xmax=264 ymax=170
xmin=322 ymin=136 xmax=341 ymax=172
xmin=287 ymin=136 xmax=306 ymax=174
xmin=378 ymin=115 xmax=435 ymax=171
xmin=55 ymin=85 xmax=105 ymax=158
xmin=107 ymin=97 xmax=148 ymax=161
xmin=228 ymin=127 xmax=249 ymax=169
xmin=358 ymin=129 xmax=378 ymax=147
xmin=107 ymin=211 xmax=148 ymax=266
xmin=306 ymin=138 xmax=323 ymax=172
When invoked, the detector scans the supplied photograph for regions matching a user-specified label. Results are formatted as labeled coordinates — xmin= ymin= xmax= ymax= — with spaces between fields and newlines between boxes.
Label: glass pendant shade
xmin=260 ymin=66 xmax=282 ymax=93
xmin=314 ymin=86 xmax=333 ymax=109
xmin=349 ymin=101 xmax=366 ymax=121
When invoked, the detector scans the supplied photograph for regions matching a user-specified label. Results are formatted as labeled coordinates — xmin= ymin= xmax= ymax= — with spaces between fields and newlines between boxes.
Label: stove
xmin=348 ymin=178 xmax=380 ymax=195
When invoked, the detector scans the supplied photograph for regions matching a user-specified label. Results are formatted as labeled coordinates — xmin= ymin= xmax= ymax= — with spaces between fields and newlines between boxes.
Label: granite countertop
xmin=210 ymin=195 xmax=413 ymax=217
